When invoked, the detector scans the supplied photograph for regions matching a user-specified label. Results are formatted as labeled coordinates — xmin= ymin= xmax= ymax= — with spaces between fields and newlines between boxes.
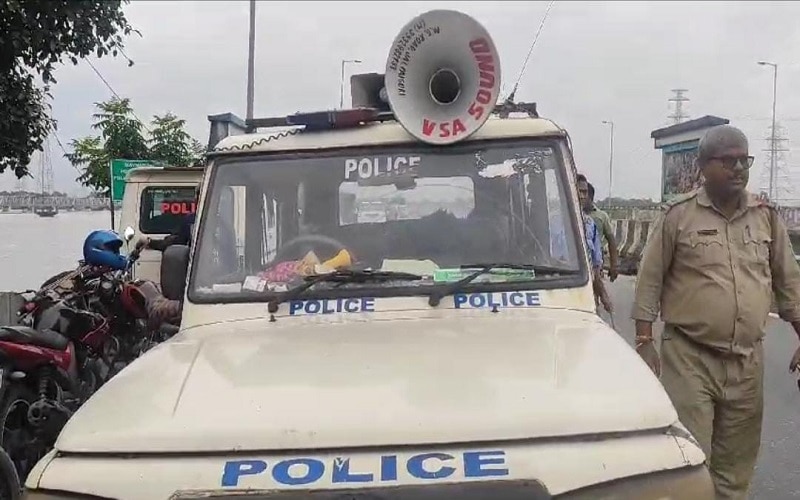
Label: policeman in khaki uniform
xmin=632 ymin=125 xmax=800 ymax=500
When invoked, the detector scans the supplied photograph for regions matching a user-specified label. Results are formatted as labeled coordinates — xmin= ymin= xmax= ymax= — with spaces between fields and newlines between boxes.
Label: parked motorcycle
xmin=0 ymin=227 xmax=176 ymax=486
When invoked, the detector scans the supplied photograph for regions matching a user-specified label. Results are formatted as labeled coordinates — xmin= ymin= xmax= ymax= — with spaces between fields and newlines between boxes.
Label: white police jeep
xmin=22 ymin=9 xmax=713 ymax=500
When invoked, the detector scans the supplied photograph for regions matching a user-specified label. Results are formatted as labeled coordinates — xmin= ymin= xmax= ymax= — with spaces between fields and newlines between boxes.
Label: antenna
xmin=668 ymin=89 xmax=690 ymax=124
xmin=503 ymin=0 xmax=556 ymax=105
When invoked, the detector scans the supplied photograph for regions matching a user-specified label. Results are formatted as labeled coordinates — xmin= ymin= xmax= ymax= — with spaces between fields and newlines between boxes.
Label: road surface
xmin=601 ymin=276 xmax=800 ymax=499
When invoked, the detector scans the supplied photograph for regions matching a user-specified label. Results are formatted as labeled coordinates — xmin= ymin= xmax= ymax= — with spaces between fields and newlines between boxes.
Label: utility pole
xmin=246 ymin=0 xmax=256 ymax=121
xmin=758 ymin=61 xmax=778 ymax=201
xmin=340 ymin=59 xmax=362 ymax=109
xmin=668 ymin=89 xmax=690 ymax=124
xmin=602 ymin=120 xmax=614 ymax=203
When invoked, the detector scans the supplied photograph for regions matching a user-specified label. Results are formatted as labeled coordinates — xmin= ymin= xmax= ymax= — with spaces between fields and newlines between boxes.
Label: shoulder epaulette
xmin=753 ymin=192 xmax=776 ymax=210
xmin=661 ymin=190 xmax=698 ymax=212
xmin=759 ymin=201 xmax=777 ymax=211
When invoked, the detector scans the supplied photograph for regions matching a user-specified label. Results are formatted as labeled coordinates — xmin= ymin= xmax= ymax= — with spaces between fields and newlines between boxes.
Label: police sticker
xmin=288 ymin=298 xmax=376 ymax=316
xmin=453 ymin=291 xmax=541 ymax=310
xmin=221 ymin=450 xmax=509 ymax=487
xmin=344 ymin=156 xmax=421 ymax=181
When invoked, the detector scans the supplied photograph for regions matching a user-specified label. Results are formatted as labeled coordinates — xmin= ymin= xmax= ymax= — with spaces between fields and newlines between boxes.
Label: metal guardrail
xmin=0 ymin=195 xmax=111 ymax=210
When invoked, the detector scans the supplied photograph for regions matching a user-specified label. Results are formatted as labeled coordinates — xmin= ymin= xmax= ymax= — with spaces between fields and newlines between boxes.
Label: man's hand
xmin=789 ymin=345 xmax=800 ymax=373
xmin=635 ymin=320 xmax=660 ymax=377
xmin=135 ymin=237 xmax=150 ymax=251
xmin=637 ymin=341 xmax=660 ymax=376
xmin=789 ymin=322 xmax=800 ymax=377
xmin=608 ymin=265 xmax=619 ymax=282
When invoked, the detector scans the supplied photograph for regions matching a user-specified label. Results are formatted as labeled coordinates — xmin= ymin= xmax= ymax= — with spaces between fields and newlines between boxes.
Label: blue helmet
xmin=83 ymin=230 xmax=127 ymax=270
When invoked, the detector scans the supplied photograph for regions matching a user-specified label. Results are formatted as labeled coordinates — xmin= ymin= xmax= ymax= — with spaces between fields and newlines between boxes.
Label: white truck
xmin=22 ymin=9 xmax=713 ymax=499
xmin=117 ymin=165 xmax=204 ymax=286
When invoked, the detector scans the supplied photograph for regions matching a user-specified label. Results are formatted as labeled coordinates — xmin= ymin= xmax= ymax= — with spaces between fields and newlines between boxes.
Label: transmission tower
xmin=37 ymin=138 xmax=54 ymax=195
xmin=668 ymin=89 xmax=690 ymax=124
xmin=761 ymin=121 xmax=790 ymax=203
xmin=668 ymin=89 xmax=689 ymax=125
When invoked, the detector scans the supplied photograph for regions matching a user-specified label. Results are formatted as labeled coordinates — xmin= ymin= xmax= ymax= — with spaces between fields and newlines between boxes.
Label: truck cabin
xmin=119 ymin=166 xmax=204 ymax=286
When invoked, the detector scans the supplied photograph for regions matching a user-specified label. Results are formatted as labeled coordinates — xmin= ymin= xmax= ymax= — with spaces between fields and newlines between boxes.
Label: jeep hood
xmin=56 ymin=311 xmax=678 ymax=453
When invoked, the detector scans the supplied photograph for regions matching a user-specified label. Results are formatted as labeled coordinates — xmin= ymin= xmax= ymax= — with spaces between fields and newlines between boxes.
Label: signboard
xmin=110 ymin=159 xmax=156 ymax=202
xmin=662 ymin=140 xmax=701 ymax=202
xmin=650 ymin=115 xmax=730 ymax=203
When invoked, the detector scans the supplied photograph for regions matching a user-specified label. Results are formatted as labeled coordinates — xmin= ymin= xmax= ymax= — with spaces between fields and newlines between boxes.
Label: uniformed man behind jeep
xmin=632 ymin=124 xmax=800 ymax=500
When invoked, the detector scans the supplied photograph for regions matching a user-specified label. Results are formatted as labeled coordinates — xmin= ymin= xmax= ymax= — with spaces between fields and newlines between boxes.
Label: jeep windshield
xmin=188 ymin=139 xmax=586 ymax=303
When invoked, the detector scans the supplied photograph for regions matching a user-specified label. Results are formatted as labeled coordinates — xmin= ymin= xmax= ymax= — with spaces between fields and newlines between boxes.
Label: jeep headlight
xmin=557 ymin=464 xmax=714 ymax=500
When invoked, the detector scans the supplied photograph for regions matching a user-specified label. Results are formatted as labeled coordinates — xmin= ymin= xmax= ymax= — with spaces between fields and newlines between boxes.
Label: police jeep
xmin=22 ymin=9 xmax=713 ymax=500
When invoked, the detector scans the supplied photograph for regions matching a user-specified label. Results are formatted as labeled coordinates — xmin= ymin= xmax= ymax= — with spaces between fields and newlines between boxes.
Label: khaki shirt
xmin=631 ymin=187 xmax=800 ymax=356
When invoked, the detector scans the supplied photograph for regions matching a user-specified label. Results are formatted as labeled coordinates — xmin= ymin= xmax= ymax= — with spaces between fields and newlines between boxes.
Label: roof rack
xmin=207 ymin=108 xmax=397 ymax=150
xmin=246 ymin=108 xmax=396 ymax=131
xmin=206 ymin=100 xmax=540 ymax=150
xmin=494 ymin=100 xmax=539 ymax=119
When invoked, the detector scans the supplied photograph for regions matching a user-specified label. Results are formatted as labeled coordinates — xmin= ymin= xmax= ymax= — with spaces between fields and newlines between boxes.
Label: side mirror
xmin=161 ymin=245 xmax=190 ymax=301
xmin=123 ymin=226 xmax=135 ymax=242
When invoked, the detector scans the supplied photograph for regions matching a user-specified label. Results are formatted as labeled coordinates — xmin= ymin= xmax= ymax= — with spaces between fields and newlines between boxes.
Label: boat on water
xmin=33 ymin=205 xmax=58 ymax=218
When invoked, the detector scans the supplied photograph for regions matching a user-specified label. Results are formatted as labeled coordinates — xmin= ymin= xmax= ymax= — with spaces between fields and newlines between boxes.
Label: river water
xmin=0 ymin=211 xmax=119 ymax=292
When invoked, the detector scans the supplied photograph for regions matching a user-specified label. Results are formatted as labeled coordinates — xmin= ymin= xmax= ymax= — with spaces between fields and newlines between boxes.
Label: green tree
xmin=68 ymin=98 xmax=203 ymax=194
xmin=0 ymin=0 xmax=138 ymax=179
xmin=67 ymin=97 xmax=148 ymax=194
xmin=148 ymin=113 xmax=202 ymax=168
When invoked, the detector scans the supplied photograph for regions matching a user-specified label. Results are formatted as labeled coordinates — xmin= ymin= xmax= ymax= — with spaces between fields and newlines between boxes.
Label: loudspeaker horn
xmin=384 ymin=10 xmax=501 ymax=146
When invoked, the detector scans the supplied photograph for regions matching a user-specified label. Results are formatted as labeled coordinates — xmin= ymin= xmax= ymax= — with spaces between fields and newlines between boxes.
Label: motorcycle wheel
xmin=0 ymin=384 xmax=42 ymax=489
xmin=0 ymin=447 xmax=20 ymax=500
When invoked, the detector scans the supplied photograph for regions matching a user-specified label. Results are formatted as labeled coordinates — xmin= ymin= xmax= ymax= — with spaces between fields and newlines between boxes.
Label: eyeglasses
xmin=708 ymin=155 xmax=755 ymax=170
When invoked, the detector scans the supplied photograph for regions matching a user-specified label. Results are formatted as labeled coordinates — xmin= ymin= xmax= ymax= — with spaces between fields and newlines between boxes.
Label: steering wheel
xmin=269 ymin=234 xmax=349 ymax=268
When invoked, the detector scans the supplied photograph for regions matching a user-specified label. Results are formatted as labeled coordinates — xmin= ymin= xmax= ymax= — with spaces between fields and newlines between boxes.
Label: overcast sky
xmin=6 ymin=0 xmax=800 ymax=202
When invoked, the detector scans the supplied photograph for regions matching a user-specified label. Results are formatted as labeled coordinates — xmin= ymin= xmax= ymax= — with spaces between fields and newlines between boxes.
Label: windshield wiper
xmin=427 ymin=263 xmax=578 ymax=307
xmin=267 ymin=269 xmax=422 ymax=313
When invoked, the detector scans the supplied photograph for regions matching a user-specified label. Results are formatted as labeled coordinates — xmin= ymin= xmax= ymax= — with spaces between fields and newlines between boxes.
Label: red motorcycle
xmin=0 ymin=245 xmax=165 ymax=486
xmin=0 ymin=307 xmax=91 ymax=493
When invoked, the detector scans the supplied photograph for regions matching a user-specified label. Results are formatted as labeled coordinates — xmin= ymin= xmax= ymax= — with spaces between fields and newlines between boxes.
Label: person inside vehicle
xmin=137 ymin=185 xmax=199 ymax=252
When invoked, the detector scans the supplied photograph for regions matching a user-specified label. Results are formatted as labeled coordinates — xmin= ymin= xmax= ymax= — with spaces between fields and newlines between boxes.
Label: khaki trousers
xmin=660 ymin=326 xmax=764 ymax=500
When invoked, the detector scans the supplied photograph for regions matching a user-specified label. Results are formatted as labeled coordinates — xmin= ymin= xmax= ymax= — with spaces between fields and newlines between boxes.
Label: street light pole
xmin=340 ymin=59 xmax=362 ymax=109
xmin=758 ymin=61 xmax=778 ymax=201
xmin=246 ymin=0 xmax=256 ymax=121
xmin=602 ymin=120 xmax=615 ymax=204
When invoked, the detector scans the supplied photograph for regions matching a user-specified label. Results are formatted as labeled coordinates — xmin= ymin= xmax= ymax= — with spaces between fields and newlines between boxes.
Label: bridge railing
xmin=607 ymin=204 xmax=800 ymax=275
xmin=0 ymin=195 xmax=111 ymax=209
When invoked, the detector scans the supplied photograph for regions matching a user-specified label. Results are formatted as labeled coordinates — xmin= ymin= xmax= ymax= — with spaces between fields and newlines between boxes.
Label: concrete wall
xmin=0 ymin=292 xmax=23 ymax=326
xmin=607 ymin=218 xmax=653 ymax=275
xmin=607 ymin=206 xmax=800 ymax=277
